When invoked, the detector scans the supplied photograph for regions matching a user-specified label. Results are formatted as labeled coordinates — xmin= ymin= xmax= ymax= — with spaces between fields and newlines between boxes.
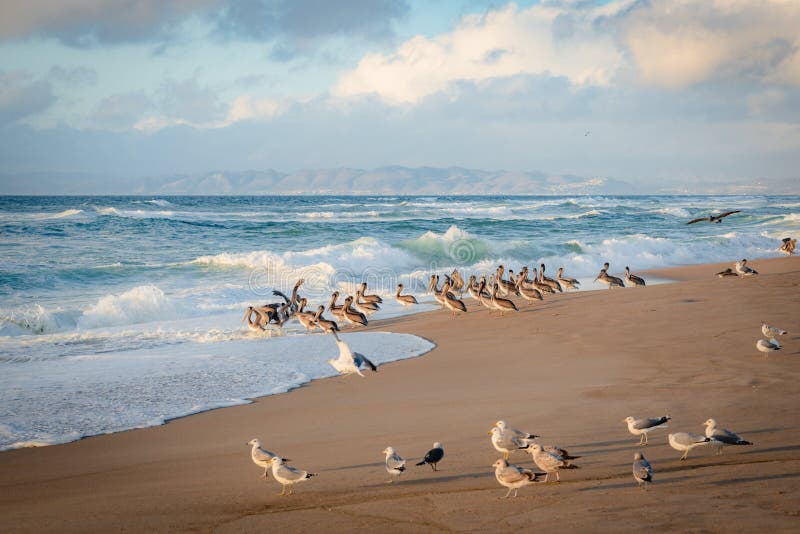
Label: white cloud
xmin=333 ymin=2 xmax=626 ymax=104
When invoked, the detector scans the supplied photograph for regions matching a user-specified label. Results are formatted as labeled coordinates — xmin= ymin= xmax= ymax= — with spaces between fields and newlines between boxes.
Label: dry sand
xmin=1 ymin=256 xmax=799 ymax=532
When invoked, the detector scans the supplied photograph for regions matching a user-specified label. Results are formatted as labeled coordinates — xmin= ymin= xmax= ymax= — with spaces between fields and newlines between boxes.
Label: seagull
xmin=632 ymin=452 xmax=653 ymax=488
xmin=668 ymin=432 xmax=711 ymax=460
xmin=624 ymin=415 xmax=670 ymax=445
xmin=415 ymin=442 xmax=444 ymax=471
xmin=686 ymin=210 xmax=740 ymax=224
xmin=762 ymin=323 xmax=788 ymax=338
xmin=247 ymin=438 xmax=280 ymax=478
xmin=528 ymin=443 xmax=580 ymax=482
xmin=734 ymin=259 xmax=758 ymax=277
xmin=327 ymin=333 xmax=377 ymax=377
xmin=585 ymin=129 xmax=591 ymax=137
xmin=703 ymin=419 xmax=753 ymax=455
xmin=488 ymin=426 xmax=534 ymax=459
xmin=756 ymin=338 xmax=781 ymax=356
xmin=383 ymin=446 xmax=406 ymax=483
xmin=494 ymin=420 xmax=539 ymax=442
xmin=270 ymin=457 xmax=316 ymax=495
xmin=492 ymin=459 xmax=545 ymax=498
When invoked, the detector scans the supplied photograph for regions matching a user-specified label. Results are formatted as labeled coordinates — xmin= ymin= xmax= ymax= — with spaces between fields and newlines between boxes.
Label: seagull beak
xmin=487 ymin=430 xmax=493 ymax=435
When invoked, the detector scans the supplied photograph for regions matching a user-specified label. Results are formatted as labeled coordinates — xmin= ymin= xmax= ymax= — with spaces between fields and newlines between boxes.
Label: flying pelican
xmin=313 ymin=305 xmax=339 ymax=334
xmin=492 ymin=459 xmax=545 ymax=498
xmin=359 ymin=282 xmax=383 ymax=304
xmin=624 ymin=415 xmax=670 ymax=445
xmin=383 ymin=447 xmax=406 ymax=483
xmin=342 ymin=296 xmax=368 ymax=327
xmin=270 ymin=457 xmax=316 ymax=496
xmin=756 ymin=338 xmax=781 ymax=356
xmin=394 ymin=283 xmax=418 ymax=305
xmin=686 ymin=210 xmax=740 ymax=224
xmin=491 ymin=283 xmax=518 ymax=316
xmin=668 ymin=433 xmax=711 ymax=460
xmin=624 ymin=266 xmax=646 ymax=287
xmin=328 ymin=332 xmax=377 ymax=377
xmin=556 ymin=267 xmax=580 ymax=290
xmin=703 ymin=418 xmax=752 ymax=455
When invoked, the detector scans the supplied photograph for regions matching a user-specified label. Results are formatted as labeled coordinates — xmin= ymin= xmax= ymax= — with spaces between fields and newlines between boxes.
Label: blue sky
xmin=0 ymin=0 xmax=798 ymax=188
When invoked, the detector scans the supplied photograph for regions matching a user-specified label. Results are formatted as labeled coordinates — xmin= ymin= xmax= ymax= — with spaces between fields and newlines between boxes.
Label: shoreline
xmin=1 ymin=256 xmax=799 ymax=532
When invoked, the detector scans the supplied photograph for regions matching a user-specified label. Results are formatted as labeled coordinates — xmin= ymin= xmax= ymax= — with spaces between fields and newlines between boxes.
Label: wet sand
xmin=1 ymin=256 xmax=799 ymax=532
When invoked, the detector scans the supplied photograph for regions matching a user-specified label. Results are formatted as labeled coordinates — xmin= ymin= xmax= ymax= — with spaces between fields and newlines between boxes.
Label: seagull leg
xmin=503 ymin=451 xmax=509 ymax=460
xmin=556 ymin=471 xmax=560 ymax=482
xmin=544 ymin=473 xmax=550 ymax=483
xmin=504 ymin=487 xmax=513 ymax=498
xmin=680 ymin=450 xmax=688 ymax=461
xmin=280 ymin=484 xmax=286 ymax=496
xmin=289 ymin=485 xmax=294 ymax=495
xmin=644 ymin=433 xmax=649 ymax=445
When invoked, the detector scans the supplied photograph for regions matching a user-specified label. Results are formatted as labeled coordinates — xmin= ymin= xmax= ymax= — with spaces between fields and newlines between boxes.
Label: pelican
xmin=515 ymin=276 xmax=543 ymax=305
xmin=328 ymin=291 xmax=345 ymax=320
xmin=270 ymin=457 xmax=316 ymax=496
xmin=476 ymin=280 xmax=496 ymax=313
xmin=491 ymin=283 xmax=518 ymax=316
xmin=762 ymin=323 xmax=787 ymax=338
xmin=359 ymin=282 xmax=383 ymax=304
xmin=529 ymin=267 xmax=556 ymax=294
xmin=328 ymin=332 xmax=377 ymax=377
xmin=428 ymin=274 xmax=446 ymax=307
xmin=779 ymin=237 xmax=796 ymax=255
xmin=441 ymin=279 xmax=467 ymax=317
xmin=449 ymin=270 xmax=465 ymax=294
xmin=242 ymin=306 xmax=267 ymax=332
xmin=272 ymin=278 xmax=305 ymax=313
xmin=395 ymin=284 xmax=418 ymax=305
xmin=624 ymin=266 xmax=646 ymax=287
xmin=539 ymin=264 xmax=562 ymax=292
xmin=354 ymin=289 xmax=379 ymax=314
xmin=734 ymin=259 xmax=758 ymax=277
xmin=495 ymin=265 xmax=519 ymax=296
xmin=556 ymin=267 xmax=580 ymax=290
xmin=716 ymin=268 xmax=738 ymax=278
xmin=686 ymin=210 xmax=740 ymax=224
xmin=703 ymin=418 xmax=752 ymax=455
xmin=294 ymin=298 xmax=319 ymax=332
xmin=595 ymin=268 xmax=625 ymax=289
xmin=342 ymin=296 xmax=368 ymax=327
xmin=756 ymin=338 xmax=781 ymax=356
xmin=313 ymin=305 xmax=339 ymax=334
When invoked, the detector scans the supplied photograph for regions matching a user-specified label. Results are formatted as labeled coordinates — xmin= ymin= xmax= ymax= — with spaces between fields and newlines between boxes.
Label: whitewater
xmin=1 ymin=194 xmax=797 ymax=450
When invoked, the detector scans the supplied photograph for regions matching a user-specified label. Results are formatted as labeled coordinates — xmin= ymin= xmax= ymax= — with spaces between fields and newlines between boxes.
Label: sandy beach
xmin=1 ymin=256 xmax=798 ymax=533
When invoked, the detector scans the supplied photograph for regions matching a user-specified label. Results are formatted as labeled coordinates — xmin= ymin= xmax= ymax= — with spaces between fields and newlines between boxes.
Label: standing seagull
xmin=703 ymin=419 xmax=753 ymax=455
xmin=416 ymin=442 xmax=445 ymax=471
xmin=686 ymin=210 xmax=740 ymax=224
xmin=624 ymin=415 xmax=671 ymax=445
xmin=383 ymin=447 xmax=406 ymax=483
xmin=327 ymin=333 xmax=377 ymax=377
xmin=632 ymin=452 xmax=653 ymax=488
xmin=528 ymin=443 xmax=580 ymax=482
xmin=492 ymin=459 xmax=545 ymax=498
xmin=762 ymin=323 xmax=788 ymax=338
xmin=247 ymin=438 xmax=279 ymax=478
xmin=488 ymin=426 xmax=533 ymax=459
xmin=756 ymin=338 xmax=781 ymax=356
xmin=270 ymin=457 xmax=316 ymax=496
xmin=734 ymin=259 xmax=758 ymax=277
xmin=624 ymin=267 xmax=646 ymax=287
xmin=668 ymin=432 xmax=711 ymax=460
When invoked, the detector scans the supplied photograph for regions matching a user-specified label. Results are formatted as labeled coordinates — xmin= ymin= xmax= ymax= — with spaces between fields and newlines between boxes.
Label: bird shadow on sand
xmin=325 ymin=461 xmax=386 ymax=472
xmin=361 ymin=471 xmax=487 ymax=488
xmin=579 ymin=479 xmax=679 ymax=492
xmin=706 ymin=472 xmax=800 ymax=486
xmin=741 ymin=444 xmax=800 ymax=455
xmin=571 ymin=438 xmax=634 ymax=449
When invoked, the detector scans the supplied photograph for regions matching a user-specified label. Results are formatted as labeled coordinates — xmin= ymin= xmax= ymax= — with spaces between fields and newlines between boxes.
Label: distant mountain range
xmin=0 ymin=167 xmax=796 ymax=195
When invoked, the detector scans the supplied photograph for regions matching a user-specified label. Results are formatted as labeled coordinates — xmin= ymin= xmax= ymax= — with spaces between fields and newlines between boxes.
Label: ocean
xmin=1 ymin=194 xmax=797 ymax=450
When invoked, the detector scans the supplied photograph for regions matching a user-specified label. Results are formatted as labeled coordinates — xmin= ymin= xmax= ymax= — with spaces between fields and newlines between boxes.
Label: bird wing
xmin=497 ymin=465 xmax=531 ymax=484
xmin=633 ymin=459 xmax=652 ymax=480
xmin=424 ymin=448 xmax=444 ymax=464
xmin=252 ymin=447 xmax=276 ymax=462
xmin=353 ymin=352 xmax=377 ymax=372
xmin=686 ymin=217 xmax=709 ymax=224
xmin=387 ymin=455 xmax=405 ymax=470
xmin=711 ymin=428 xmax=743 ymax=444
xmin=717 ymin=210 xmax=740 ymax=218
xmin=337 ymin=339 xmax=353 ymax=361
xmin=633 ymin=416 xmax=669 ymax=430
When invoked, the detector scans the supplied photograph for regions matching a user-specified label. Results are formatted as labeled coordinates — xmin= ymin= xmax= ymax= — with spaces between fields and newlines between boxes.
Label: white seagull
xmin=703 ymin=418 xmax=753 ymax=455
xmin=327 ymin=333 xmax=377 ymax=377
xmin=632 ymin=452 xmax=653 ymax=488
xmin=383 ymin=446 xmax=406 ymax=483
xmin=668 ymin=432 xmax=711 ymax=460
xmin=270 ymin=457 xmax=316 ymax=495
xmin=762 ymin=323 xmax=788 ymax=338
xmin=624 ymin=415 xmax=671 ymax=445
xmin=247 ymin=438 xmax=279 ymax=478
xmin=492 ymin=459 xmax=545 ymax=498
xmin=756 ymin=338 xmax=781 ymax=356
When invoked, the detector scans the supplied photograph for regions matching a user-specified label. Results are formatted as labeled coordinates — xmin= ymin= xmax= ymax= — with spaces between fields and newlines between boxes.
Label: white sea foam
xmin=77 ymin=285 xmax=179 ymax=329
xmin=0 ymin=331 xmax=434 ymax=450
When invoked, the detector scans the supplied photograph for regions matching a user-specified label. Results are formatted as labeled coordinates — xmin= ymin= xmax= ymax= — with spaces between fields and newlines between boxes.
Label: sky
xmin=0 ymin=0 xmax=799 ymax=189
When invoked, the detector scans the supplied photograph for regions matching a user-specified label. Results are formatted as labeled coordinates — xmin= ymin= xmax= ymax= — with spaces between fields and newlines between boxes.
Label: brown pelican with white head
xmin=624 ymin=267 xmax=646 ymax=287
xmin=556 ymin=267 xmax=580 ymax=290
xmin=395 ymin=284 xmax=418 ymax=305
xmin=342 ymin=296 xmax=368 ymax=327
xmin=491 ymin=283 xmax=518 ymax=316
xmin=314 ymin=305 xmax=339 ymax=334
xmin=359 ymin=282 xmax=383 ymax=304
